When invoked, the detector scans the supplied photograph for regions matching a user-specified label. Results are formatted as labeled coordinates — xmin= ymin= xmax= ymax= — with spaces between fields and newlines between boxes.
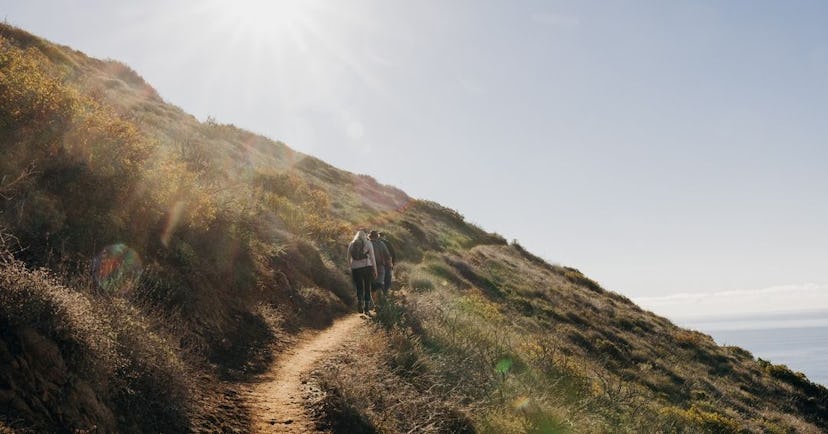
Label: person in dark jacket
xmin=369 ymin=230 xmax=392 ymax=297
xmin=379 ymin=232 xmax=396 ymax=292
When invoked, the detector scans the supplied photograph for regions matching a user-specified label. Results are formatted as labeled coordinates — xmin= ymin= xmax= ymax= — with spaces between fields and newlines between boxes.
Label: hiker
xmin=348 ymin=229 xmax=377 ymax=313
xmin=369 ymin=230 xmax=393 ymax=298
xmin=379 ymin=231 xmax=396 ymax=292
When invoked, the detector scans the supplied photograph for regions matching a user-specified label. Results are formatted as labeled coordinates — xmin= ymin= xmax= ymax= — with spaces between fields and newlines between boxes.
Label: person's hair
xmin=369 ymin=230 xmax=379 ymax=239
xmin=352 ymin=230 xmax=369 ymax=244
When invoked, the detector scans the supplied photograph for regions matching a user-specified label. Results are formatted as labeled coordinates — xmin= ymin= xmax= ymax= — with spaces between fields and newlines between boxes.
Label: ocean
xmin=680 ymin=311 xmax=828 ymax=387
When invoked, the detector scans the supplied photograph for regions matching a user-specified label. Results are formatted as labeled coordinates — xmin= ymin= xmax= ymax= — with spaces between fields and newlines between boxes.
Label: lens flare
xmin=92 ymin=244 xmax=143 ymax=295
xmin=161 ymin=201 xmax=187 ymax=247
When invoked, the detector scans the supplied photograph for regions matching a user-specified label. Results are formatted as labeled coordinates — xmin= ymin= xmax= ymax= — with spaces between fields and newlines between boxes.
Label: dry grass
xmin=0 ymin=250 xmax=196 ymax=432
xmin=359 ymin=245 xmax=828 ymax=433
xmin=310 ymin=327 xmax=475 ymax=433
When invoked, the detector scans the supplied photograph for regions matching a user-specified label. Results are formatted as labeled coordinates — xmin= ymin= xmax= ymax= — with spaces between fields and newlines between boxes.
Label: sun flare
xmin=202 ymin=0 xmax=318 ymax=44
xmin=226 ymin=0 xmax=307 ymax=30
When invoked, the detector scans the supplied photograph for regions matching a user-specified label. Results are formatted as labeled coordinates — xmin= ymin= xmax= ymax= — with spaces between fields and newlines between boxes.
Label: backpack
xmin=349 ymin=239 xmax=368 ymax=260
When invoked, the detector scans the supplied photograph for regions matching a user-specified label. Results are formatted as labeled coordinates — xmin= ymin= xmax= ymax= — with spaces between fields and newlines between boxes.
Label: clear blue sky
xmin=5 ymin=0 xmax=828 ymax=319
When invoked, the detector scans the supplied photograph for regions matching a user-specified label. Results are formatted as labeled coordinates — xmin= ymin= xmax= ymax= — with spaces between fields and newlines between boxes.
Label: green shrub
xmin=408 ymin=270 xmax=436 ymax=292
xmin=373 ymin=292 xmax=409 ymax=330
xmin=661 ymin=404 xmax=741 ymax=433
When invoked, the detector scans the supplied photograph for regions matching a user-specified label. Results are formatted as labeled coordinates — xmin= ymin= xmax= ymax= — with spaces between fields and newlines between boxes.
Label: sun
xmin=198 ymin=0 xmax=321 ymax=49
xmin=178 ymin=0 xmax=383 ymax=124
xmin=222 ymin=0 xmax=310 ymax=35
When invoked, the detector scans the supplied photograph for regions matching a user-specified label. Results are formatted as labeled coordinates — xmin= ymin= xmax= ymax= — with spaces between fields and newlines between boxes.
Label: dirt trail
xmin=247 ymin=314 xmax=367 ymax=433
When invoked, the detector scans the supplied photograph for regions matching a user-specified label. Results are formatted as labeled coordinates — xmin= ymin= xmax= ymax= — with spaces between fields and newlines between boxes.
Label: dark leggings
xmin=351 ymin=266 xmax=373 ymax=307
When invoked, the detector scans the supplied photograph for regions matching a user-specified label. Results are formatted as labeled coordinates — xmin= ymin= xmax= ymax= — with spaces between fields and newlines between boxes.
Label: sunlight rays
xmin=188 ymin=0 xmax=387 ymax=100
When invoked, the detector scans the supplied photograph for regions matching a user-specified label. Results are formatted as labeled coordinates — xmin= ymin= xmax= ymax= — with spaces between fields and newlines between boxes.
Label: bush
xmin=373 ymin=292 xmax=409 ymax=330
xmin=673 ymin=330 xmax=711 ymax=348
xmin=0 ymin=252 xmax=195 ymax=432
xmin=661 ymin=405 xmax=741 ymax=433
xmin=406 ymin=266 xmax=437 ymax=292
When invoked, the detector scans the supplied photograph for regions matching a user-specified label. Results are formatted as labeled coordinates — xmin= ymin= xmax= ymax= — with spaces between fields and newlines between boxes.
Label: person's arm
xmin=383 ymin=240 xmax=396 ymax=266
xmin=346 ymin=242 xmax=352 ymax=268
xmin=368 ymin=242 xmax=378 ymax=277
xmin=383 ymin=244 xmax=393 ymax=267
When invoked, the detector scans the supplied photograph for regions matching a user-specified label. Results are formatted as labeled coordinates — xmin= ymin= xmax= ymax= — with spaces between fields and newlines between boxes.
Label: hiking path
xmin=246 ymin=313 xmax=367 ymax=433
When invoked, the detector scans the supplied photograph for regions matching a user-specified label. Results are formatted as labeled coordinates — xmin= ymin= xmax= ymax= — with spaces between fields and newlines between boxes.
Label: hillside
xmin=1 ymin=23 xmax=826 ymax=433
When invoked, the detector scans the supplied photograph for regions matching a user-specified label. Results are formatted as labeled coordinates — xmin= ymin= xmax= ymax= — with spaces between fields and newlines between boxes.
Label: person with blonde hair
xmin=348 ymin=229 xmax=377 ymax=313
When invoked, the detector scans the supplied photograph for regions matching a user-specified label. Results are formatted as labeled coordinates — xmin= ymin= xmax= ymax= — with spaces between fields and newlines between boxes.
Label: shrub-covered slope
xmin=1 ymin=24 xmax=825 ymax=433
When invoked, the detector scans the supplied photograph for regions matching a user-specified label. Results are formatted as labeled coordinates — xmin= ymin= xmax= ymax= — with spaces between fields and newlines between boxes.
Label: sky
xmin=4 ymin=0 xmax=828 ymax=320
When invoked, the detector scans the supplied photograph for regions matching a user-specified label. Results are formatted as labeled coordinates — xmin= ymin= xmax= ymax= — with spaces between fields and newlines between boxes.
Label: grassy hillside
xmin=1 ymin=23 xmax=826 ymax=433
